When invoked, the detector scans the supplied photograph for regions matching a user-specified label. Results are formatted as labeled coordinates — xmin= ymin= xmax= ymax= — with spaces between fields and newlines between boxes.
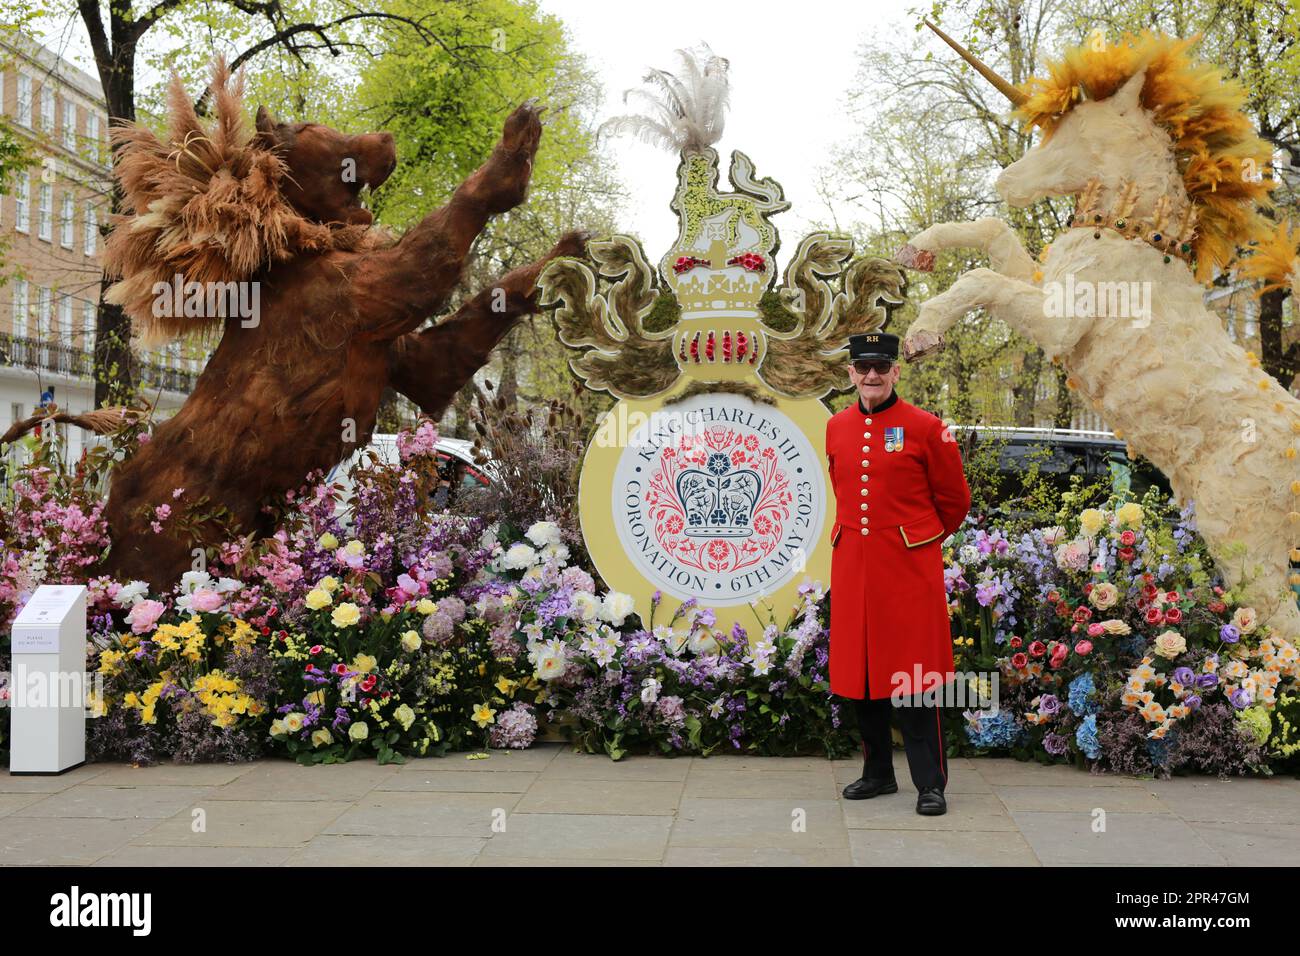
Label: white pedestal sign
xmin=9 ymin=584 xmax=87 ymax=775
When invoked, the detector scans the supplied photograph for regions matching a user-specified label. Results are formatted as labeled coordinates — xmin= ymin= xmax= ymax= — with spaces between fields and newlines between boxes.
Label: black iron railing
xmin=0 ymin=332 xmax=199 ymax=394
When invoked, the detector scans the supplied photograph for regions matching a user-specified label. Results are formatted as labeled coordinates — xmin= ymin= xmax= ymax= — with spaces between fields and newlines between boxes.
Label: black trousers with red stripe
xmin=851 ymin=693 xmax=948 ymax=792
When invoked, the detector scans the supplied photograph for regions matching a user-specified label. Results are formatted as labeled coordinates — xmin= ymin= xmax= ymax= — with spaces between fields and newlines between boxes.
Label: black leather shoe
xmin=842 ymin=774 xmax=899 ymax=799
xmin=916 ymin=787 xmax=947 ymax=815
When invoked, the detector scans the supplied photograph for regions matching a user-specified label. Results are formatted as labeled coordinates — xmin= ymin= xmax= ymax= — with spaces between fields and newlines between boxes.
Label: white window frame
xmin=60 ymin=192 xmax=74 ymax=247
xmin=82 ymin=299 xmax=95 ymax=348
xmin=37 ymin=182 xmax=52 ymax=241
xmin=35 ymin=285 xmax=51 ymax=337
xmin=83 ymin=203 xmax=97 ymax=255
xmin=61 ymin=98 xmax=76 ymax=150
xmin=14 ymin=173 xmax=29 ymax=233
xmin=58 ymin=293 xmax=72 ymax=341
xmin=85 ymin=114 xmax=100 ymax=162
xmin=12 ymin=279 xmax=29 ymax=338
xmin=16 ymin=73 xmax=31 ymax=128
xmin=39 ymin=85 xmax=54 ymax=131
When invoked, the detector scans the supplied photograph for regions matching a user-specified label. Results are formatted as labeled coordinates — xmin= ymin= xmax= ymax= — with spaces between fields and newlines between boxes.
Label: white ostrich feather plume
xmin=598 ymin=42 xmax=730 ymax=153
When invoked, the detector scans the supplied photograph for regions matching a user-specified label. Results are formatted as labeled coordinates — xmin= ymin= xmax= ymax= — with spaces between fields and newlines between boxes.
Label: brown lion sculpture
xmin=87 ymin=60 xmax=586 ymax=589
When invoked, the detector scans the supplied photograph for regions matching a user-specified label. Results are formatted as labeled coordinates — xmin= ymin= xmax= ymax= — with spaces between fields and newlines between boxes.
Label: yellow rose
xmin=318 ymin=532 xmax=339 ymax=551
xmin=353 ymin=653 xmax=377 ymax=674
xmin=1079 ymin=508 xmax=1106 ymax=537
xmin=416 ymin=598 xmax=436 ymax=615
xmin=331 ymin=603 xmax=361 ymax=628
xmin=284 ymin=712 xmax=306 ymax=733
xmin=348 ymin=721 xmax=369 ymax=741
xmin=318 ymin=576 xmax=339 ymax=593
xmin=1153 ymin=630 xmax=1186 ymax=660
xmin=343 ymin=540 xmax=365 ymax=557
xmin=1089 ymin=582 xmax=1119 ymax=610
xmin=306 ymin=690 xmax=326 ymax=706
xmin=311 ymin=728 xmax=333 ymax=747
xmin=305 ymin=588 xmax=332 ymax=610
xmin=270 ymin=719 xmax=287 ymax=737
xmin=400 ymin=630 xmax=422 ymax=652
xmin=394 ymin=704 xmax=416 ymax=731
xmin=1115 ymin=502 xmax=1144 ymax=528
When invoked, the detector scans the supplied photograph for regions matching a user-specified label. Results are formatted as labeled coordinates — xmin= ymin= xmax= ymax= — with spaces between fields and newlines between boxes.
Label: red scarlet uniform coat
xmin=825 ymin=390 xmax=971 ymax=699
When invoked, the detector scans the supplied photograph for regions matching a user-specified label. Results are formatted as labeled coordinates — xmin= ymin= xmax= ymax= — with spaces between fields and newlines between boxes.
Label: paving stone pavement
xmin=0 ymin=743 xmax=1295 ymax=866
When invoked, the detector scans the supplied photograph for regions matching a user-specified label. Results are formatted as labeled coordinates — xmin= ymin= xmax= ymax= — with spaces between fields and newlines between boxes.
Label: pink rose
xmin=1074 ymin=640 xmax=1093 ymax=655
xmin=1145 ymin=607 xmax=1164 ymax=625
xmin=1087 ymin=622 xmax=1105 ymax=638
xmin=189 ymin=588 xmax=225 ymax=613
xmin=1049 ymin=643 xmax=1070 ymax=668
xmin=1119 ymin=530 xmax=1136 ymax=546
xmin=1165 ymin=607 xmax=1183 ymax=624
xmin=127 ymin=599 xmax=166 ymax=634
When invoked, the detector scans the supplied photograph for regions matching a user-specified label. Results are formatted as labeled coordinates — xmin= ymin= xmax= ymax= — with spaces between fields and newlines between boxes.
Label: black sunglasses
xmin=851 ymin=359 xmax=894 ymax=375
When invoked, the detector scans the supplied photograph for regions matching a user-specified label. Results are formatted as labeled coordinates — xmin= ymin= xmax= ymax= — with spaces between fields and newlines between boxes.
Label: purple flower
xmin=1196 ymin=673 xmax=1219 ymax=690
xmin=1229 ymin=688 xmax=1252 ymax=709
xmin=975 ymin=580 xmax=1002 ymax=607
xmin=1219 ymin=624 xmax=1240 ymax=644
xmin=1173 ymin=667 xmax=1195 ymax=687
xmin=1043 ymin=733 xmax=1069 ymax=755
xmin=1038 ymin=694 xmax=1061 ymax=716
xmin=1184 ymin=694 xmax=1202 ymax=710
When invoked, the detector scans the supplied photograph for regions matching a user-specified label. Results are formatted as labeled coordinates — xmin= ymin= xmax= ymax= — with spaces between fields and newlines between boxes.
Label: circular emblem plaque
xmin=579 ymin=388 xmax=831 ymax=634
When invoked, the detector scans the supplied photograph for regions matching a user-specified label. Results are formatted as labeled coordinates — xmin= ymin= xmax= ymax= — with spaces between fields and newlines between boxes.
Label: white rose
xmin=571 ymin=591 xmax=599 ymax=622
xmin=502 ymin=543 xmax=539 ymax=570
xmin=525 ymin=521 xmax=563 ymax=548
xmin=599 ymin=591 xmax=635 ymax=627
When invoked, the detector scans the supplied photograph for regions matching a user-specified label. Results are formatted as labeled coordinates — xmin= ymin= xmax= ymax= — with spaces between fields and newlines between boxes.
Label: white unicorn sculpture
xmin=897 ymin=24 xmax=1300 ymax=646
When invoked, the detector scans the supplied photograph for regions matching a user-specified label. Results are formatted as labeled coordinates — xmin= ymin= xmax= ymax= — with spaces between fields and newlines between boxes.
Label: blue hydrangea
xmin=1068 ymin=672 xmax=1101 ymax=716
xmin=1075 ymin=714 xmax=1101 ymax=759
xmin=963 ymin=709 xmax=1026 ymax=750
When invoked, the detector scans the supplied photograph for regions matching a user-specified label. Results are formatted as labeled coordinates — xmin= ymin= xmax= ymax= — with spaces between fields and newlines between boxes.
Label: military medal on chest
xmin=884 ymin=427 xmax=904 ymax=452
xmin=538 ymin=44 xmax=907 ymax=638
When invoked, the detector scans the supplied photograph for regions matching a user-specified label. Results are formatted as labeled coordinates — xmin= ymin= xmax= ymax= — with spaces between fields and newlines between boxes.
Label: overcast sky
xmin=540 ymin=0 xmax=919 ymax=267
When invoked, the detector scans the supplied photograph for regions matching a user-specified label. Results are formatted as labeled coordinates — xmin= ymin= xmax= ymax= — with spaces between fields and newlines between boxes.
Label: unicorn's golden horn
xmin=923 ymin=19 xmax=1028 ymax=107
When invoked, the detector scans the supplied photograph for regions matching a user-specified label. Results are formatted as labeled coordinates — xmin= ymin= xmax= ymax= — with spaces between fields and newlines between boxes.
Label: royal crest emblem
xmin=537 ymin=43 xmax=907 ymax=633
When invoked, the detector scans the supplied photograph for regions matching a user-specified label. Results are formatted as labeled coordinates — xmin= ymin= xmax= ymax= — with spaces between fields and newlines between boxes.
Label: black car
xmin=950 ymin=425 xmax=1171 ymax=514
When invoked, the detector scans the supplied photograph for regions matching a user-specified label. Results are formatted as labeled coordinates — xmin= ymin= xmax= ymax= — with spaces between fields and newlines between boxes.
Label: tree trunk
xmin=1053 ymin=364 xmax=1072 ymax=429
xmin=88 ymin=27 xmax=139 ymax=408
xmin=1010 ymin=349 xmax=1041 ymax=426
xmin=1259 ymin=287 xmax=1296 ymax=388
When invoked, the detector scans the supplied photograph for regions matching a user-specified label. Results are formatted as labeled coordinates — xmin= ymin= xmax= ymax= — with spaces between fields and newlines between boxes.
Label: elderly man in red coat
xmin=825 ymin=331 xmax=971 ymax=815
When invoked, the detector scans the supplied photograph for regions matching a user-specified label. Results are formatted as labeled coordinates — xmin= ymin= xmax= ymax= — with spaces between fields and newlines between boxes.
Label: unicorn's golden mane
xmin=101 ymin=59 xmax=389 ymax=345
xmin=1014 ymin=32 xmax=1278 ymax=282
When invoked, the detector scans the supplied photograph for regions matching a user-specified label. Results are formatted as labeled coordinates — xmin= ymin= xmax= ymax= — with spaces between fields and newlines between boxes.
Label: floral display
xmin=1 ymin=422 xmax=1298 ymax=778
